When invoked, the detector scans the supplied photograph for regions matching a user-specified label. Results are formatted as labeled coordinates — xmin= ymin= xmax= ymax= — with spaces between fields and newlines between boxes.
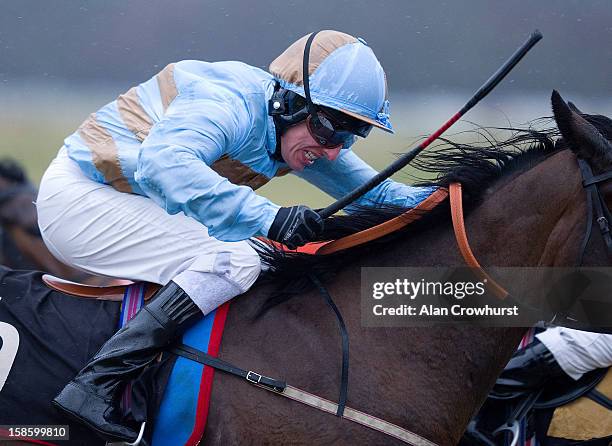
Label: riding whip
xmin=318 ymin=30 xmax=543 ymax=219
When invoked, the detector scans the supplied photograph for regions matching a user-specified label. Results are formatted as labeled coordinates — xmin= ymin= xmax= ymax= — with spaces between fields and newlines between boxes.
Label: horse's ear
xmin=551 ymin=90 xmax=612 ymax=171
xmin=567 ymin=101 xmax=583 ymax=115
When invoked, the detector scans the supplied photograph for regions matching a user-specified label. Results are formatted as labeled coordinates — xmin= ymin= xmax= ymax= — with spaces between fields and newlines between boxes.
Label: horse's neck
xmin=217 ymin=151 xmax=586 ymax=445
xmin=462 ymin=149 xmax=586 ymax=267
xmin=319 ymin=150 xmax=585 ymax=443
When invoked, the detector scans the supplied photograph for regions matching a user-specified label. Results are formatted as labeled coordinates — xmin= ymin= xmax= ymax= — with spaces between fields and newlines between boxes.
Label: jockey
xmin=36 ymin=30 xmax=434 ymax=442
xmin=463 ymin=327 xmax=612 ymax=443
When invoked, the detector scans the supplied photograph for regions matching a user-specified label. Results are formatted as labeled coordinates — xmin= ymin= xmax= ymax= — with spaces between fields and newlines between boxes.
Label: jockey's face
xmin=279 ymin=121 xmax=342 ymax=171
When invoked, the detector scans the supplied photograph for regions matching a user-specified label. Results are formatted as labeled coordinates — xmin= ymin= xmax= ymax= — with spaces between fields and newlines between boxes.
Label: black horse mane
xmin=253 ymin=114 xmax=610 ymax=313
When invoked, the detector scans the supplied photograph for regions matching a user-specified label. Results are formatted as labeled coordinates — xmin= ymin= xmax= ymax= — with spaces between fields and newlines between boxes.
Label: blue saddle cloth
xmin=119 ymin=283 xmax=229 ymax=446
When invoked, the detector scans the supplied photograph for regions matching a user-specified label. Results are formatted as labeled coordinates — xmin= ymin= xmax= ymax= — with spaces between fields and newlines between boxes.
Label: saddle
xmin=42 ymin=274 xmax=160 ymax=301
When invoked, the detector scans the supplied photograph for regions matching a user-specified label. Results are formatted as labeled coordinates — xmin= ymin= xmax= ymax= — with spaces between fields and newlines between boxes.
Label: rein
xmin=449 ymin=183 xmax=508 ymax=299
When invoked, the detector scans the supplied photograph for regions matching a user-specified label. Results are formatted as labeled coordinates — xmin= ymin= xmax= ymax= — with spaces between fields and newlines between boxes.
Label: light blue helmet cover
xmin=271 ymin=31 xmax=393 ymax=134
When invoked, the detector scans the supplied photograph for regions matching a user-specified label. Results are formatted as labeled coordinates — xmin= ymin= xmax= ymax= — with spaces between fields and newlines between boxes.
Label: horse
xmin=0 ymin=90 xmax=611 ymax=446
xmin=0 ymin=158 xmax=126 ymax=285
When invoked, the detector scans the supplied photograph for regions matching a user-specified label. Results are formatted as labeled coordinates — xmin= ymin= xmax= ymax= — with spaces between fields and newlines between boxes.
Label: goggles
xmin=306 ymin=108 xmax=372 ymax=148
xmin=302 ymin=31 xmax=372 ymax=149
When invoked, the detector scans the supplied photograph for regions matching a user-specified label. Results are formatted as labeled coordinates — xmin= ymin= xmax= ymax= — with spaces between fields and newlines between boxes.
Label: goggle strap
xmin=302 ymin=31 xmax=362 ymax=147
xmin=303 ymin=31 xmax=319 ymax=115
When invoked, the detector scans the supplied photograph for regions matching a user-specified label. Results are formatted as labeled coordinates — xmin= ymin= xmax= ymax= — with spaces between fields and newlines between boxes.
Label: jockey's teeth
xmin=305 ymin=151 xmax=317 ymax=162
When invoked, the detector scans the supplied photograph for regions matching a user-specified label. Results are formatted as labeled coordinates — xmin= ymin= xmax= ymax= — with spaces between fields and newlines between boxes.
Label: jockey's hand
xmin=268 ymin=205 xmax=324 ymax=249
xmin=490 ymin=339 xmax=567 ymax=399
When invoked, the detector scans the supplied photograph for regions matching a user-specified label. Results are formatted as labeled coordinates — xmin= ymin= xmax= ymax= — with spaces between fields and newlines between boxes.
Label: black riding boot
xmin=490 ymin=339 xmax=566 ymax=399
xmin=53 ymin=281 xmax=202 ymax=442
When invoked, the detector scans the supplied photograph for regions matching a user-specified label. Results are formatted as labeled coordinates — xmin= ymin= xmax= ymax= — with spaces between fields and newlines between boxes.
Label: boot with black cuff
xmin=53 ymin=281 xmax=202 ymax=443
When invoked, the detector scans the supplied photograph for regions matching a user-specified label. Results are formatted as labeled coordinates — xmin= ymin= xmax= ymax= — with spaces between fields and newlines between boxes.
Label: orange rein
xmin=449 ymin=183 xmax=508 ymax=299
xmin=263 ymin=183 xmax=508 ymax=299
xmin=281 ymin=187 xmax=450 ymax=255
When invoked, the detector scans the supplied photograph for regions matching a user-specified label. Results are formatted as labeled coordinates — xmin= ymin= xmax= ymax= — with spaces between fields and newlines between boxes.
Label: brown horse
xmin=1 ymin=91 xmax=611 ymax=446
xmin=201 ymin=91 xmax=612 ymax=446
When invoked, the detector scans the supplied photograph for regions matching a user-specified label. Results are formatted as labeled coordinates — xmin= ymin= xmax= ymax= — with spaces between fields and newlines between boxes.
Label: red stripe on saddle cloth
xmin=184 ymin=302 xmax=230 ymax=446
xmin=261 ymin=188 xmax=449 ymax=256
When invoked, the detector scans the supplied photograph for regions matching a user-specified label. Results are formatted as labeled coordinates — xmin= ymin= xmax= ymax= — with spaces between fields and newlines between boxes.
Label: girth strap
xmin=170 ymin=344 xmax=439 ymax=446
xmin=170 ymin=343 xmax=286 ymax=392
xmin=281 ymin=386 xmax=438 ymax=446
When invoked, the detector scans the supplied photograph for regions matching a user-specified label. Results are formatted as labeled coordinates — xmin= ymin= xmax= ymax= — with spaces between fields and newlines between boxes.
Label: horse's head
xmin=550 ymin=91 xmax=612 ymax=264
xmin=0 ymin=159 xmax=38 ymax=229
xmin=552 ymin=90 xmax=612 ymax=174
xmin=0 ymin=159 xmax=41 ymax=268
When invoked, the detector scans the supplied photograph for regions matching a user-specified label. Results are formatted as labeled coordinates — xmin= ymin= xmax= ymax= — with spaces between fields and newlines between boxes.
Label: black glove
xmin=267 ymin=205 xmax=324 ymax=249
xmin=490 ymin=339 xmax=567 ymax=399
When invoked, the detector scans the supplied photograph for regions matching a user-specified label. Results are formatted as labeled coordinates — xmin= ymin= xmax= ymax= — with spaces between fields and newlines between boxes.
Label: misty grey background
xmin=1 ymin=0 xmax=611 ymax=200
xmin=2 ymin=0 xmax=611 ymax=92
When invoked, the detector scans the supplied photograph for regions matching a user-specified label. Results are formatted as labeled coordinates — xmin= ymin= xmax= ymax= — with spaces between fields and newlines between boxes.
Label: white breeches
xmin=36 ymin=148 xmax=262 ymax=301
xmin=537 ymin=327 xmax=612 ymax=380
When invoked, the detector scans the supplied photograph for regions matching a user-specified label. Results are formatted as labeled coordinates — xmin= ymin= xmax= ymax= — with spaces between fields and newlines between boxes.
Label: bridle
xmin=576 ymin=157 xmax=612 ymax=265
